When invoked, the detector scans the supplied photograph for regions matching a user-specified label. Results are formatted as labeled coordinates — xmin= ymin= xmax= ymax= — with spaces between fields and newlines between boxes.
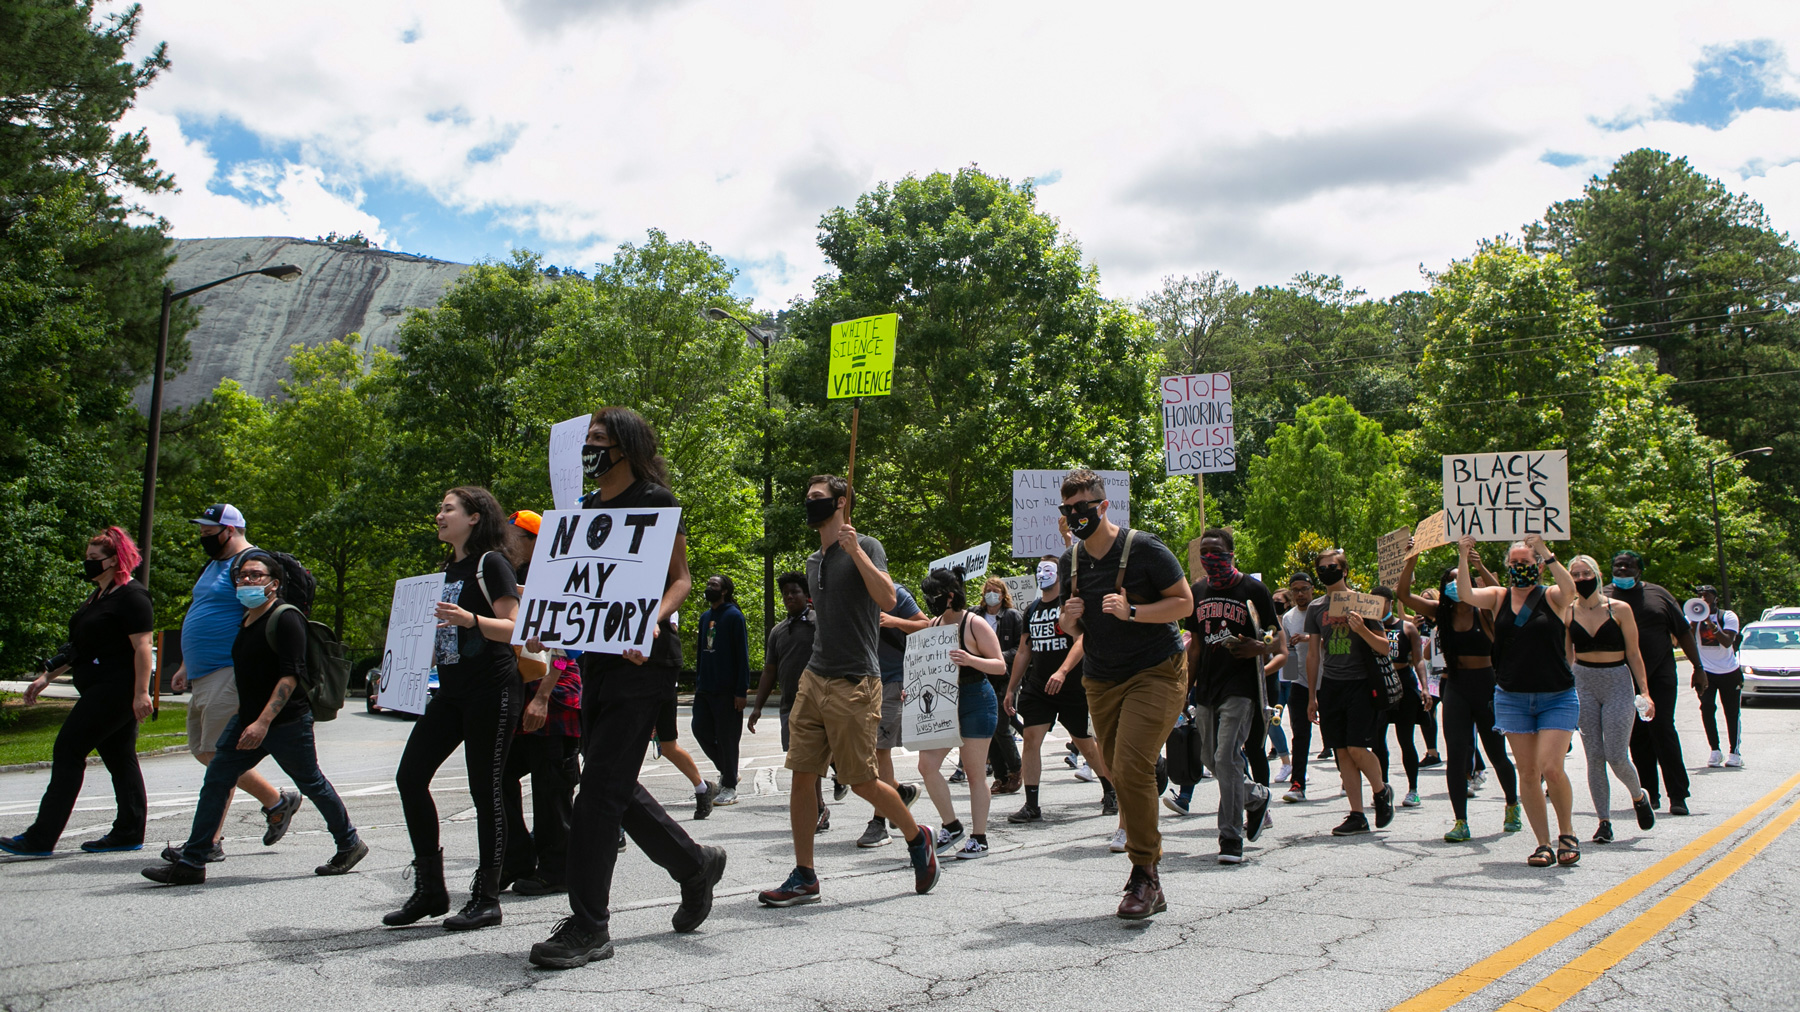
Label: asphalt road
xmin=2 ymin=672 xmax=1796 ymax=1012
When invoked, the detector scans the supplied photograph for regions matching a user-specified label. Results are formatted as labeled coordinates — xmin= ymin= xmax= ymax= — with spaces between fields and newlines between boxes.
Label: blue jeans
xmin=958 ymin=679 xmax=999 ymax=739
xmin=178 ymin=714 xmax=357 ymax=867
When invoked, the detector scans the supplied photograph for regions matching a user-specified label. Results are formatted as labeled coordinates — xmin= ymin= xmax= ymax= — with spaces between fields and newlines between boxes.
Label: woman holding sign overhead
xmin=916 ymin=566 xmax=1008 ymax=861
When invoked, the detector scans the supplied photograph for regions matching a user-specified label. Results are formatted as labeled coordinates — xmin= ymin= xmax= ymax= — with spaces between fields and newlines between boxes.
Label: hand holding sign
xmin=1376 ymin=526 xmax=1411 ymax=589
xmin=1328 ymin=591 xmax=1387 ymax=621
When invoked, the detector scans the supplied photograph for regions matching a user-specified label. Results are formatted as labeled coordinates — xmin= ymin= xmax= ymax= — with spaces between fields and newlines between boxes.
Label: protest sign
xmin=826 ymin=313 xmax=898 ymax=400
xmin=928 ymin=542 xmax=991 ymax=583
xmin=548 ymin=413 xmax=589 ymax=512
xmin=1002 ymin=573 xmax=1038 ymax=608
xmin=900 ymin=624 xmax=962 ymax=750
xmin=1328 ymin=591 xmax=1388 ymax=621
xmin=511 ymin=507 xmax=682 ymax=654
xmin=378 ymin=573 xmax=444 ymax=716
xmin=1160 ymin=373 xmax=1237 ymax=475
xmin=1011 ymin=469 xmax=1131 ymax=557
xmin=1442 ymin=450 xmax=1570 ymax=542
xmin=1409 ymin=510 xmax=1450 ymax=557
xmin=1377 ymin=526 xmax=1411 ymax=589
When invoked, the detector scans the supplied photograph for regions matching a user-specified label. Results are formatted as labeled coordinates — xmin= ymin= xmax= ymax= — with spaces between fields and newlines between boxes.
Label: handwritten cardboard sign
xmin=1160 ymin=372 xmax=1237 ymax=475
xmin=900 ymin=624 xmax=962 ymax=750
xmin=548 ymin=413 xmax=589 ymax=512
xmin=1376 ymin=526 xmax=1411 ymax=590
xmin=827 ymin=313 xmax=897 ymax=400
xmin=379 ymin=573 xmax=444 ymax=716
xmin=1442 ymin=450 xmax=1570 ymax=542
xmin=1328 ymin=591 xmax=1387 ymax=621
xmin=1002 ymin=574 xmax=1038 ymax=609
xmin=511 ymin=507 xmax=682 ymax=654
xmin=928 ymin=542 xmax=991 ymax=583
xmin=1409 ymin=510 xmax=1449 ymax=557
xmin=1011 ymin=469 xmax=1131 ymax=558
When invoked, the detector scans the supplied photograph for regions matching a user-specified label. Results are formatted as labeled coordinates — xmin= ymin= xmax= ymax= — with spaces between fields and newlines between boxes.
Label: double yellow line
xmin=1392 ymin=770 xmax=1800 ymax=1012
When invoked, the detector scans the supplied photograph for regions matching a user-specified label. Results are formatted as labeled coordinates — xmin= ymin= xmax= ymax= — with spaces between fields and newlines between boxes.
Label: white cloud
xmin=122 ymin=0 xmax=1800 ymax=305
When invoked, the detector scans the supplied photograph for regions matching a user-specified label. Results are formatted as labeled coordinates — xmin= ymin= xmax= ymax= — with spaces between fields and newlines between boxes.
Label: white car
xmin=1759 ymin=607 xmax=1800 ymax=623
xmin=1738 ymin=623 xmax=1800 ymax=701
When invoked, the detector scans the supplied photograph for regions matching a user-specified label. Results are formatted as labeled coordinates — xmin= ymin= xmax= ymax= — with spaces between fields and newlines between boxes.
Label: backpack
xmin=264 ymin=602 xmax=351 ymax=721
xmin=264 ymin=551 xmax=318 ymax=614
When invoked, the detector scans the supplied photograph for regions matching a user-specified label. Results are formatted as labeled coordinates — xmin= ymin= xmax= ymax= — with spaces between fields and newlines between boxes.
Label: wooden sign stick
xmin=845 ymin=397 xmax=862 ymax=525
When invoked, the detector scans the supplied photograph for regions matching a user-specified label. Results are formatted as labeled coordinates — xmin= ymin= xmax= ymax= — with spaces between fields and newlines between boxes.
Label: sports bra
xmin=1569 ymin=602 xmax=1628 ymax=654
xmin=1437 ymin=602 xmax=1494 ymax=669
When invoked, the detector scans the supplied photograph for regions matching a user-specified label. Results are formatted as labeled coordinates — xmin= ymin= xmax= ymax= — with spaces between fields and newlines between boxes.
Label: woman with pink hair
xmin=1 ymin=528 xmax=155 ymax=856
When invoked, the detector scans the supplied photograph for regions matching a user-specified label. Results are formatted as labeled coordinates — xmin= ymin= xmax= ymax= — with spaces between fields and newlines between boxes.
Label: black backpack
xmin=263 ymin=550 xmax=318 ymax=614
xmin=264 ymin=602 xmax=352 ymax=721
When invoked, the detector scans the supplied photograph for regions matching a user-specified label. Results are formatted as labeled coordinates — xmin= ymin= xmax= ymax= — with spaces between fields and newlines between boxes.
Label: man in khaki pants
xmin=1055 ymin=470 xmax=1193 ymax=919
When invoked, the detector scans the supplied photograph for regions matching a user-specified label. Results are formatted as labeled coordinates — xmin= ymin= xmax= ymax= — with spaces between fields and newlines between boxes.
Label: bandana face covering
xmin=1200 ymin=550 xmax=1240 ymax=587
xmin=1507 ymin=562 xmax=1541 ymax=588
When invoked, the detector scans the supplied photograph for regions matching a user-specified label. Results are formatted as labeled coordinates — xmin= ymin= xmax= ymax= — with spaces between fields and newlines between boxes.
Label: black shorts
xmin=1017 ymin=681 xmax=1091 ymax=739
xmin=657 ymin=689 xmax=679 ymax=742
xmin=1318 ymin=677 xmax=1380 ymax=750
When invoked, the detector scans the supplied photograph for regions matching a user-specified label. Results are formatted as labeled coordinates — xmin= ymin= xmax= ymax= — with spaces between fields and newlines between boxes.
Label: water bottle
xmin=1634 ymin=694 xmax=1652 ymax=721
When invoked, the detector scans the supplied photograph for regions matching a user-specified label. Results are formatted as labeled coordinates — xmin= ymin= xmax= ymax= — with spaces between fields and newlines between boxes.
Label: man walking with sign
xmin=757 ymin=475 xmax=940 ymax=907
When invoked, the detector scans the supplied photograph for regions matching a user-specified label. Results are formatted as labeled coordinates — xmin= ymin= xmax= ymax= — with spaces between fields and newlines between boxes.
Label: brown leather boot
xmin=1116 ymin=863 xmax=1166 ymax=920
xmin=992 ymin=773 xmax=1023 ymax=795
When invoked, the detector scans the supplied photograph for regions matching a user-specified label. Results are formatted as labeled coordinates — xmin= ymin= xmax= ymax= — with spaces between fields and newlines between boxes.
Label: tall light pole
xmin=1706 ymin=445 xmax=1773 ymax=610
xmin=139 ymin=264 xmax=303 ymax=594
xmin=702 ymin=307 xmax=777 ymax=640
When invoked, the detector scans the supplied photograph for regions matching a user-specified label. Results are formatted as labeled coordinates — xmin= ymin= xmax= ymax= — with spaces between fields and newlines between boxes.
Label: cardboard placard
xmin=1159 ymin=372 xmax=1237 ymax=475
xmin=1442 ymin=450 xmax=1570 ymax=541
xmin=927 ymin=542 xmax=991 ymax=583
xmin=827 ymin=313 xmax=897 ymax=400
xmin=1011 ymin=469 xmax=1131 ymax=558
xmin=548 ymin=414 xmax=590 ymax=512
xmin=1376 ymin=526 xmax=1411 ymax=589
xmin=512 ymin=507 xmax=682 ymax=654
xmin=900 ymin=625 xmax=962 ymax=750
xmin=1327 ymin=591 xmax=1387 ymax=621
xmin=1409 ymin=510 xmax=1449 ymax=557
xmin=378 ymin=573 xmax=445 ymax=716
xmin=1002 ymin=574 xmax=1038 ymax=609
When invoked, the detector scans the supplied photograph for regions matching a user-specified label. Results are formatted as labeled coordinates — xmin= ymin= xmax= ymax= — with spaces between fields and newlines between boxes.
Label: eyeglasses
xmin=235 ymin=572 xmax=273 ymax=586
xmin=1057 ymin=498 xmax=1104 ymax=517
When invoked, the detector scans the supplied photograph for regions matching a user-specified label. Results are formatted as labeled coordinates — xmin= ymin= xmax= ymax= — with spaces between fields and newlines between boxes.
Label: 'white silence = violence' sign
xmin=927 ymin=542 xmax=991 ymax=582
xmin=512 ymin=507 xmax=682 ymax=654
xmin=379 ymin=572 xmax=444 ymax=716
xmin=900 ymin=624 xmax=962 ymax=750
xmin=1011 ymin=469 xmax=1131 ymax=558
xmin=1441 ymin=450 xmax=1570 ymax=542
xmin=1160 ymin=372 xmax=1237 ymax=475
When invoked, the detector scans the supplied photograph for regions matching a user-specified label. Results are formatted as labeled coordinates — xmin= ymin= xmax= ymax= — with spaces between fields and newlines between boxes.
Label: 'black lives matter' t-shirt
xmin=580 ymin=479 xmax=685 ymax=673
xmin=1186 ymin=575 xmax=1278 ymax=708
xmin=1056 ymin=529 xmax=1185 ymax=682
xmin=67 ymin=582 xmax=154 ymax=692
xmin=435 ymin=550 xmax=521 ymax=697
xmin=1023 ymin=598 xmax=1080 ymax=690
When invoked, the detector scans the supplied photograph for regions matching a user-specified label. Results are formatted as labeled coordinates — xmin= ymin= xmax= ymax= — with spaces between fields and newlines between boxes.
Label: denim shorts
xmin=958 ymin=678 xmax=999 ymax=740
xmin=1493 ymin=687 xmax=1580 ymax=734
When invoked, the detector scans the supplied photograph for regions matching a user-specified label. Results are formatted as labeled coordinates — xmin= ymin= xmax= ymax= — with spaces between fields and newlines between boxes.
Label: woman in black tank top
xmin=1456 ymin=534 xmax=1582 ymax=869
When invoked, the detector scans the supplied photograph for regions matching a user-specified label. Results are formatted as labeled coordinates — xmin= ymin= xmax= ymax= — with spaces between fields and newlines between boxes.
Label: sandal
xmin=1528 ymin=845 xmax=1555 ymax=867
xmin=1557 ymin=834 xmax=1581 ymax=867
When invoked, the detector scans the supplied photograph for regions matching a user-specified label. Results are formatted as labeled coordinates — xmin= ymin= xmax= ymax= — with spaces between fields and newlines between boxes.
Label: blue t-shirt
xmin=877 ymin=584 xmax=923 ymax=685
xmin=181 ymin=556 xmax=246 ymax=679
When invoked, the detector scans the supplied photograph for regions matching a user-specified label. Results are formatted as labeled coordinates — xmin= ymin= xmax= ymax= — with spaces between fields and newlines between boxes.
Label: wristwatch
xmin=1129 ymin=605 xmax=1138 ymax=621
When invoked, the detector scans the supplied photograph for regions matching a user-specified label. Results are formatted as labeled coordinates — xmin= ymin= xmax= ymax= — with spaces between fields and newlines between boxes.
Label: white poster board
xmin=1441 ymin=450 xmax=1570 ymax=542
xmin=379 ymin=573 xmax=444 ymax=716
xmin=548 ymin=414 xmax=590 ymax=512
xmin=511 ymin=507 xmax=682 ymax=654
xmin=1011 ymin=469 xmax=1131 ymax=558
xmin=927 ymin=541 xmax=992 ymax=582
xmin=901 ymin=625 xmax=962 ymax=750
xmin=1160 ymin=373 xmax=1237 ymax=475
xmin=1002 ymin=574 xmax=1038 ymax=609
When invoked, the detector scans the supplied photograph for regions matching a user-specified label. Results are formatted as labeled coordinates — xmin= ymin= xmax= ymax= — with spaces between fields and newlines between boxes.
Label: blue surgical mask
xmin=1443 ymin=584 xmax=1460 ymax=603
xmin=235 ymin=585 xmax=269 ymax=608
xmin=1612 ymin=576 xmax=1637 ymax=590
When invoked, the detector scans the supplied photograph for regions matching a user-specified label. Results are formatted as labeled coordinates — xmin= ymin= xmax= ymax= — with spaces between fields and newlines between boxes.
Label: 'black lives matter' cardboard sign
xmin=1441 ymin=451 xmax=1569 ymax=542
xmin=512 ymin=508 xmax=682 ymax=654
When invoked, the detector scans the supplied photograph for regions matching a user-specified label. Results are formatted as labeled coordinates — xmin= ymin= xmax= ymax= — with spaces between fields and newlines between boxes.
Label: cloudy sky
xmin=124 ymin=1 xmax=1800 ymax=308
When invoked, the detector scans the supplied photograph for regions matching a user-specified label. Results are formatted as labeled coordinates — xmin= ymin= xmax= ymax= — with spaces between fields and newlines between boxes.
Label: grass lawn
xmin=0 ymin=695 xmax=187 ymax=766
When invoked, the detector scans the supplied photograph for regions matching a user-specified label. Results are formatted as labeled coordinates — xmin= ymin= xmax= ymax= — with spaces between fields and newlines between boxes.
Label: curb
xmin=0 ymin=744 xmax=190 ymax=774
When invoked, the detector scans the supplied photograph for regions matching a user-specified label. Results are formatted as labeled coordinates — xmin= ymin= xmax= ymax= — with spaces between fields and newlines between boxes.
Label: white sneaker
xmin=1472 ymin=769 xmax=1488 ymax=789
xmin=1282 ymin=784 xmax=1306 ymax=803
xmin=1725 ymin=752 xmax=1744 ymax=768
xmin=1073 ymin=763 xmax=1099 ymax=783
xmin=1107 ymin=827 xmax=1128 ymax=853
xmin=714 ymin=786 xmax=739 ymax=806
xmin=1276 ymin=763 xmax=1293 ymax=784
xmin=955 ymin=837 xmax=989 ymax=860
xmin=1708 ymin=750 xmax=1724 ymax=768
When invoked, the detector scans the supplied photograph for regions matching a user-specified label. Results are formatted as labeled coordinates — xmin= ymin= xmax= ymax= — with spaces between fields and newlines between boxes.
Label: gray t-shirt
xmin=1279 ymin=606 xmax=1309 ymax=683
xmin=805 ymin=534 xmax=890 ymax=680
xmin=1303 ymin=596 xmax=1374 ymax=682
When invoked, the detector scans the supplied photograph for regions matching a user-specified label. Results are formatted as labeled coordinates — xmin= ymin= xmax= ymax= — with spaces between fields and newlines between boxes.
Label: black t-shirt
xmin=1605 ymin=583 xmax=1684 ymax=684
xmin=1056 ymin=528 xmax=1186 ymax=682
xmin=765 ymin=609 xmax=816 ymax=714
xmin=580 ymin=479 xmax=685 ymax=672
xmin=231 ymin=606 xmax=311 ymax=728
xmin=1186 ymin=576 xmax=1277 ymax=708
xmin=435 ymin=550 xmax=522 ymax=697
xmin=1022 ymin=598 xmax=1080 ymax=690
xmin=67 ymin=581 xmax=154 ymax=692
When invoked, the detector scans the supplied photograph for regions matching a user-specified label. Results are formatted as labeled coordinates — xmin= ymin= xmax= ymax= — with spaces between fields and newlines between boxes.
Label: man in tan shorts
xmin=756 ymin=475 xmax=941 ymax=906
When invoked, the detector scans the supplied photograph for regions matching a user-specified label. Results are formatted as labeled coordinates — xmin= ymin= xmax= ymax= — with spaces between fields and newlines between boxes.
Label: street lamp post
xmin=702 ymin=307 xmax=776 ymax=641
xmin=1705 ymin=445 xmax=1773 ymax=610
xmin=138 ymin=265 xmax=303 ymax=594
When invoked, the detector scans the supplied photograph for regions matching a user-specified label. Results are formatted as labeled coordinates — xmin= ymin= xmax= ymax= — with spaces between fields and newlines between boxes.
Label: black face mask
xmin=1574 ymin=577 xmax=1599 ymax=599
xmin=82 ymin=559 xmax=109 ymax=580
xmin=199 ymin=530 xmax=229 ymax=559
xmin=703 ymin=588 xmax=723 ymax=604
xmin=805 ymin=496 xmax=840 ymax=528
xmin=582 ymin=444 xmax=618 ymax=480
xmin=1317 ymin=563 xmax=1345 ymax=586
xmin=925 ymin=592 xmax=953 ymax=616
xmin=1066 ymin=503 xmax=1102 ymax=540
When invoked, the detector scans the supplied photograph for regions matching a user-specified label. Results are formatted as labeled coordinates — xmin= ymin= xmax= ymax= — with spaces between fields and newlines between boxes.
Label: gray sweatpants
xmin=1197 ymin=695 xmax=1270 ymax=843
xmin=1573 ymin=661 xmax=1644 ymax=821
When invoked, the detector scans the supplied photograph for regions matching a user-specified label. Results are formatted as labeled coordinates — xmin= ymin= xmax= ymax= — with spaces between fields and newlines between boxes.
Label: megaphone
xmin=1683 ymin=598 xmax=1712 ymax=623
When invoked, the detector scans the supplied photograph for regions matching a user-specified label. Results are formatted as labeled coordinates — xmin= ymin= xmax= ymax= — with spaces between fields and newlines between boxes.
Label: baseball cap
xmin=509 ymin=510 xmax=542 ymax=536
xmin=1288 ymin=571 xmax=1316 ymax=586
xmin=190 ymin=503 xmax=246 ymax=529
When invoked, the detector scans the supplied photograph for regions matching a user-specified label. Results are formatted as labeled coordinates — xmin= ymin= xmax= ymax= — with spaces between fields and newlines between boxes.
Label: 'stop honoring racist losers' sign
xmin=1160 ymin=372 xmax=1237 ymax=475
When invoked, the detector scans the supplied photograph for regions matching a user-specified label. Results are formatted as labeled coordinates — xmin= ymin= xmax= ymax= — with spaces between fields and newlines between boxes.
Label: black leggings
xmin=397 ymin=678 xmax=522 ymax=896
xmin=1375 ymin=719 xmax=1421 ymax=792
xmin=988 ymin=676 xmax=1022 ymax=779
xmin=1697 ymin=677 xmax=1742 ymax=753
xmin=1440 ymin=669 xmax=1518 ymax=822
xmin=21 ymin=685 xmax=145 ymax=849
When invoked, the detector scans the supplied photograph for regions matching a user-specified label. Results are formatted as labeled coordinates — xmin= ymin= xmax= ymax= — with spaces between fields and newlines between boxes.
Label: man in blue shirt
xmin=692 ymin=576 xmax=750 ymax=806
xmin=162 ymin=505 xmax=290 ymax=863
